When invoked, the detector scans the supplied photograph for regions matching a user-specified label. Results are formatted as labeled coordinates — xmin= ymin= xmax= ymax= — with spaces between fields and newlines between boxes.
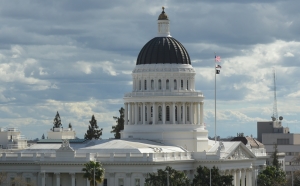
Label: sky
xmin=0 ymin=0 xmax=299 ymax=140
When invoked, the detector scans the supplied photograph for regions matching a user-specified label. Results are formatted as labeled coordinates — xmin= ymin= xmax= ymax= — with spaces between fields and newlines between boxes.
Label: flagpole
xmin=214 ymin=53 xmax=216 ymax=143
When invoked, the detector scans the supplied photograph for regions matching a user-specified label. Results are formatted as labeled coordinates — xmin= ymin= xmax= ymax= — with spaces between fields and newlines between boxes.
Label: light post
xmin=165 ymin=170 xmax=169 ymax=186
xmin=210 ymin=168 xmax=211 ymax=186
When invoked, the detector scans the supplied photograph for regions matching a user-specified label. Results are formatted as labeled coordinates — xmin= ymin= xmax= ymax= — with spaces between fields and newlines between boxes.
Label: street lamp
xmin=165 ymin=170 xmax=169 ymax=186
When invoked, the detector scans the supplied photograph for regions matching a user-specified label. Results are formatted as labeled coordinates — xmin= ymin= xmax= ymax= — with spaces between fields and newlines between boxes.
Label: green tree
xmin=145 ymin=166 xmax=190 ymax=186
xmin=111 ymin=107 xmax=124 ymax=139
xmin=257 ymin=166 xmax=286 ymax=186
xmin=69 ymin=123 xmax=72 ymax=129
xmin=192 ymin=166 xmax=233 ymax=186
xmin=82 ymin=161 xmax=105 ymax=186
xmin=84 ymin=115 xmax=103 ymax=140
xmin=53 ymin=111 xmax=62 ymax=128
xmin=41 ymin=134 xmax=45 ymax=139
xmin=272 ymin=143 xmax=280 ymax=169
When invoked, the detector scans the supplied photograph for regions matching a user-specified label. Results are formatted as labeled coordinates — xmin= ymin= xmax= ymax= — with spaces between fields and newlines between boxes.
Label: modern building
xmin=258 ymin=119 xmax=300 ymax=175
xmin=0 ymin=8 xmax=268 ymax=186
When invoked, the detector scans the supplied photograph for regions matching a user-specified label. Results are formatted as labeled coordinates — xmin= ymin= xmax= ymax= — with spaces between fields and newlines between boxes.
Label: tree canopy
xmin=82 ymin=161 xmax=105 ymax=186
xmin=192 ymin=166 xmax=233 ymax=186
xmin=257 ymin=166 xmax=286 ymax=186
xmin=84 ymin=115 xmax=103 ymax=140
xmin=53 ymin=111 xmax=62 ymax=128
xmin=111 ymin=107 xmax=124 ymax=139
xmin=271 ymin=143 xmax=280 ymax=169
xmin=145 ymin=166 xmax=190 ymax=186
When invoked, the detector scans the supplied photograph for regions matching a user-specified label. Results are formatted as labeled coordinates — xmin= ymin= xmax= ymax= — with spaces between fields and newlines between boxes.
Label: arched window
xmin=144 ymin=80 xmax=147 ymax=90
xmin=166 ymin=79 xmax=169 ymax=90
xmin=145 ymin=106 xmax=147 ymax=121
xmin=139 ymin=80 xmax=142 ymax=90
xmin=158 ymin=106 xmax=162 ymax=121
xmin=166 ymin=106 xmax=170 ymax=121
xmin=139 ymin=106 xmax=141 ymax=121
xmin=187 ymin=106 xmax=189 ymax=121
xmin=151 ymin=80 xmax=154 ymax=90
xmin=181 ymin=80 xmax=183 ymax=90
xmin=175 ymin=106 xmax=177 ymax=121
xmin=158 ymin=79 xmax=162 ymax=90
xmin=174 ymin=80 xmax=177 ymax=90
xmin=187 ymin=80 xmax=189 ymax=90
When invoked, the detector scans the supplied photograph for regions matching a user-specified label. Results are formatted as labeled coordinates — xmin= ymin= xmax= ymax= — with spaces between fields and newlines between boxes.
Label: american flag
xmin=215 ymin=55 xmax=221 ymax=62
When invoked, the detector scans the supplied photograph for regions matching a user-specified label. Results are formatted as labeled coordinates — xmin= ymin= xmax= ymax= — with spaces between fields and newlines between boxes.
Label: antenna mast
xmin=272 ymin=68 xmax=278 ymax=121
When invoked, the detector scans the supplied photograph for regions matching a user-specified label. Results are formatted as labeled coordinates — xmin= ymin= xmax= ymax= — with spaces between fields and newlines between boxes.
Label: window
xmin=135 ymin=178 xmax=141 ymax=186
xmin=187 ymin=80 xmax=189 ymax=90
xmin=166 ymin=79 xmax=169 ymax=89
xmin=181 ymin=80 xmax=183 ymax=90
xmin=277 ymin=138 xmax=289 ymax=145
xmin=139 ymin=106 xmax=141 ymax=121
xmin=118 ymin=178 xmax=124 ymax=186
xmin=187 ymin=106 xmax=189 ymax=121
xmin=175 ymin=106 xmax=177 ymax=121
xmin=151 ymin=79 xmax=154 ymax=90
xmin=158 ymin=106 xmax=162 ymax=121
xmin=26 ymin=178 xmax=31 ymax=186
xmin=158 ymin=79 xmax=162 ymax=90
xmin=10 ymin=178 xmax=15 ymax=186
xmin=144 ymin=80 xmax=147 ymax=90
xmin=103 ymin=179 xmax=108 ymax=186
xmin=181 ymin=106 xmax=183 ymax=121
xmin=139 ymin=80 xmax=141 ymax=90
xmin=174 ymin=80 xmax=177 ymax=90
xmin=145 ymin=106 xmax=147 ymax=121
xmin=166 ymin=106 xmax=170 ymax=121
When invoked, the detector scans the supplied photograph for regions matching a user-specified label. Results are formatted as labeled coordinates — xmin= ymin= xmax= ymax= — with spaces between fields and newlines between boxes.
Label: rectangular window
xmin=118 ymin=178 xmax=124 ymax=186
xmin=26 ymin=178 xmax=31 ymax=186
xmin=181 ymin=80 xmax=183 ymax=90
xmin=103 ymin=179 xmax=108 ymax=186
xmin=135 ymin=178 xmax=141 ymax=186
xmin=187 ymin=106 xmax=189 ymax=121
xmin=144 ymin=80 xmax=147 ymax=90
xmin=10 ymin=178 xmax=15 ymax=186
xmin=277 ymin=138 xmax=289 ymax=145
xmin=145 ymin=106 xmax=147 ymax=121
xmin=187 ymin=80 xmax=189 ymax=90
xmin=139 ymin=107 xmax=141 ymax=121
xmin=139 ymin=80 xmax=141 ymax=90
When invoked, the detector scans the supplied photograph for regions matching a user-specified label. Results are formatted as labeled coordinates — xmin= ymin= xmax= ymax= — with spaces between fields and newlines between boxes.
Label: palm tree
xmin=82 ymin=161 xmax=105 ymax=186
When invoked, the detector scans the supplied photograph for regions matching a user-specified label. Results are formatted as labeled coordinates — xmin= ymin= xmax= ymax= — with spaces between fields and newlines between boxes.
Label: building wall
xmin=257 ymin=121 xmax=274 ymax=142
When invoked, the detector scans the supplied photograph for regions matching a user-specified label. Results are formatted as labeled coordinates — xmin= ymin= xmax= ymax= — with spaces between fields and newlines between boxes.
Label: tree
xmin=257 ymin=166 xmax=286 ymax=186
xmin=84 ymin=115 xmax=103 ymax=140
xmin=111 ymin=107 xmax=124 ymax=139
xmin=69 ymin=123 xmax=72 ymax=129
xmin=272 ymin=143 xmax=280 ymax=169
xmin=145 ymin=166 xmax=190 ymax=186
xmin=53 ymin=111 xmax=62 ymax=128
xmin=82 ymin=161 xmax=105 ymax=186
xmin=41 ymin=134 xmax=45 ymax=139
xmin=192 ymin=166 xmax=233 ymax=186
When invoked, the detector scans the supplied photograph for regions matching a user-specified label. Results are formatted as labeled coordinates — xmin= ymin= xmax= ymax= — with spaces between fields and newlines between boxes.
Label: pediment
xmin=225 ymin=143 xmax=255 ymax=160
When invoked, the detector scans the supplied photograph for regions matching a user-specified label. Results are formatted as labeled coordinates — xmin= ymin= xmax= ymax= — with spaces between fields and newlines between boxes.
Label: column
xmin=182 ymin=102 xmax=185 ymax=124
xmin=129 ymin=103 xmax=132 ymax=125
xmin=109 ymin=173 xmax=115 ymax=186
xmin=152 ymin=102 xmax=156 ymax=125
xmin=200 ymin=102 xmax=204 ymax=126
xmin=197 ymin=102 xmax=200 ymax=125
xmin=41 ymin=172 xmax=46 ymax=186
xmin=231 ymin=170 xmax=236 ymax=186
xmin=126 ymin=173 xmax=132 ymax=186
xmin=55 ymin=173 xmax=60 ymax=186
xmin=246 ymin=169 xmax=252 ymax=186
xmin=135 ymin=103 xmax=138 ymax=125
xmin=143 ymin=102 xmax=146 ymax=125
xmin=172 ymin=102 xmax=176 ymax=124
xmin=163 ymin=102 xmax=166 ymax=124
xmin=125 ymin=103 xmax=128 ymax=125
xmin=178 ymin=103 xmax=182 ymax=123
xmin=236 ymin=169 xmax=240 ymax=186
xmin=70 ymin=173 xmax=75 ymax=186
xmin=190 ymin=102 xmax=194 ymax=124
xmin=86 ymin=178 xmax=90 ymax=186
xmin=241 ymin=169 xmax=245 ymax=186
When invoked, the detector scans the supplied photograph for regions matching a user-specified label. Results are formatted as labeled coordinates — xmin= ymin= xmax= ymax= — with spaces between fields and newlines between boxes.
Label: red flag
xmin=215 ymin=56 xmax=221 ymax=62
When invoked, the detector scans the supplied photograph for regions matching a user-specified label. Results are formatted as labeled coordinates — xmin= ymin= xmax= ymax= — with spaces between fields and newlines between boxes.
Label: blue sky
xmin=0 ymin=0 xmax=299 ymax=140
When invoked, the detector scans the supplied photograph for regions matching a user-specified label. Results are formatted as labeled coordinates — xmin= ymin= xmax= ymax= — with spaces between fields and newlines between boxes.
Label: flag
xmin=215 ymin=55 xmax=221 ymax=62
xmin=216 ymin=65 xmax=221 ymax=68
xmin=216 ymin=69 xmax=220 ymax=74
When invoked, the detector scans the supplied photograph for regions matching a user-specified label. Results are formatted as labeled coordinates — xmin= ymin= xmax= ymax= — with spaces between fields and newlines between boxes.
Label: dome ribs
xmin=136 ymin=37 xmax=191 ymax=65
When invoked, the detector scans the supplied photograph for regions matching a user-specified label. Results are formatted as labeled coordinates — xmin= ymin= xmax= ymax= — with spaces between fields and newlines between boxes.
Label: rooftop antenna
xmin=271 ymin=68 xmax=278 ymax=121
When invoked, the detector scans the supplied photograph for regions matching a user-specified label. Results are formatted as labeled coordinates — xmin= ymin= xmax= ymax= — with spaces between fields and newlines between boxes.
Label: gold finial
xmin=162 ymin=7 xmax=165 ymax=11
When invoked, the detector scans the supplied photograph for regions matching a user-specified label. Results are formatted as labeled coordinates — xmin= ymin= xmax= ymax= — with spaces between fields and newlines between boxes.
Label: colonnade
xmin=229 ymin=168 xmax=253 ymax=186
xmin=124 ymin=101 xmax=204 ymax=125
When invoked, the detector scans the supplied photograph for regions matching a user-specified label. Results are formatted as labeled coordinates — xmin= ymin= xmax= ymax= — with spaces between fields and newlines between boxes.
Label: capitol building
xmin=0 ymin=8 xmax=267 ymax=186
